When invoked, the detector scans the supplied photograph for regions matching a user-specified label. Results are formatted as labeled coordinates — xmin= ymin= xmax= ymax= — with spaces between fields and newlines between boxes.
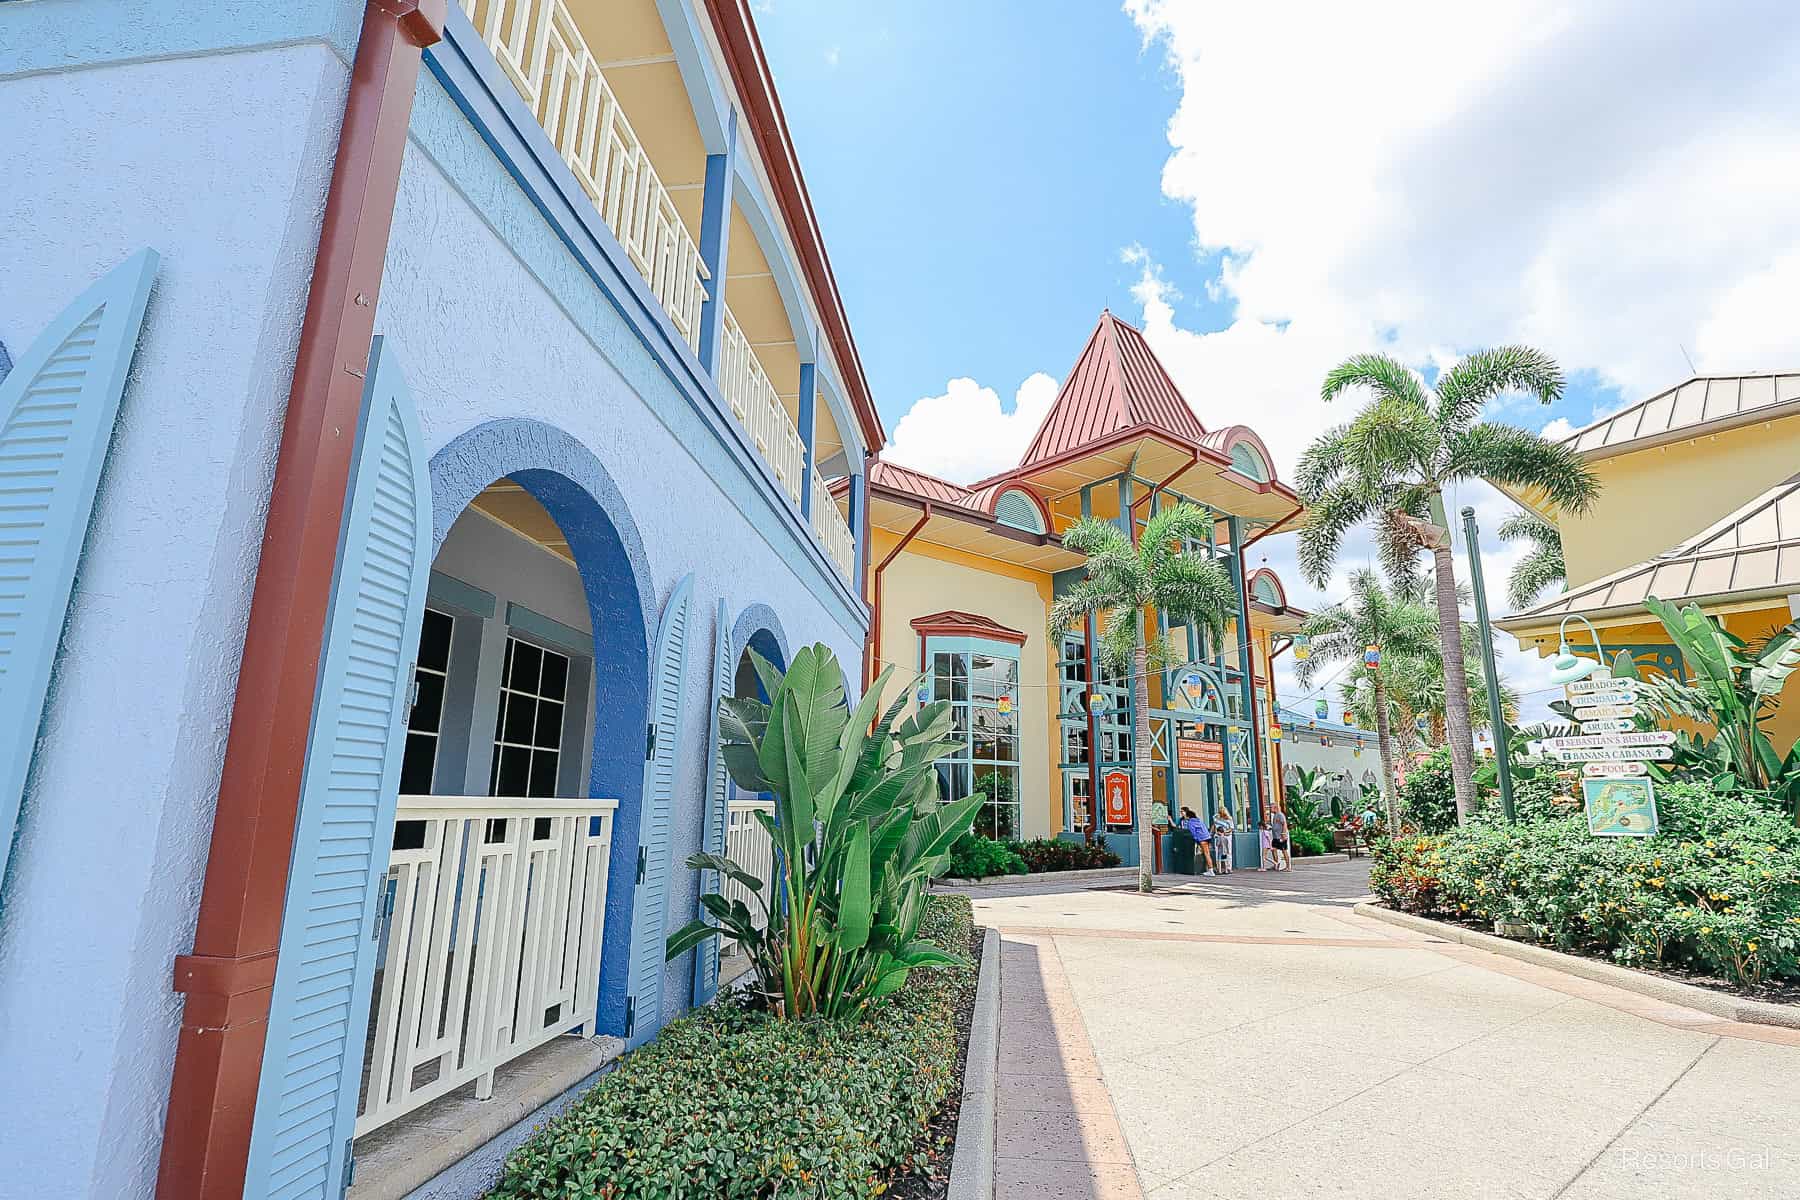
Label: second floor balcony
xmin=452 ymin=0 xmax=865 ymax=589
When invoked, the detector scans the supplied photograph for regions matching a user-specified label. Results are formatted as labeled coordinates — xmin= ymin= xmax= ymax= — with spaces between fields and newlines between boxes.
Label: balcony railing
xmin=720 ymin=798 xmax=775 ymax=957
xmin=358 ymin=795 xmax=617 ymax=1136
xmin=460 ymin=0 xmax=709 ymax=350
xmin=810 ymin=474 xmax=855 ymax=579
xmin=719 ymin=304 xmax=806 ymax=505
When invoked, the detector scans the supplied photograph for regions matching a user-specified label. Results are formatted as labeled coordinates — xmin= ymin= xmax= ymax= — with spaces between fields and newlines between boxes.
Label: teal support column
xmin=695 ymin=108 xmax=738 ymax=376
xmin=797 ymin=361 xmax=817 ymax=518
xmin=848 ymin=468 xmax=867 ymax=595
xmin=1228 ymin=516 xmax=1264 ymax=824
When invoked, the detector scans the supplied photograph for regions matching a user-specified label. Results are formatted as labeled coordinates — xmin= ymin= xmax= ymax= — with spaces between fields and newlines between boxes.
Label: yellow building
xmin=1496 ymin=371 xmax=1800 ymax=751
xmin=851 ymin=312 xmax=1305 ymax=866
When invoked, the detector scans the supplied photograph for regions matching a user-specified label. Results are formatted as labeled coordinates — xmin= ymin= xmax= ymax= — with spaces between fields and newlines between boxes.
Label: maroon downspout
xmin=864 ymin=501 xmax=930 ymax=689
xmin=157 ymin=4 xmax=444 ymax=1197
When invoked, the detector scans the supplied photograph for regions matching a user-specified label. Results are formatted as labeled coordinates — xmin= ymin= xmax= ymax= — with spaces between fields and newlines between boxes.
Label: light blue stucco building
xmin=0 ymin=3 xmax=881 ymax=1197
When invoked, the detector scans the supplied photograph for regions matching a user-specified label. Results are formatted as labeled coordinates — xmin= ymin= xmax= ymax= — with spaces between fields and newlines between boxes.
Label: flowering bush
xmin=1370 ymin=784 xmax=1800 ymax=986
xmin=1011 ymin=837 xmax=1122 ymax=873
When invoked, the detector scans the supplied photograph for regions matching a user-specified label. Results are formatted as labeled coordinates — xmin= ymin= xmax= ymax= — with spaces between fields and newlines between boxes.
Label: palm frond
xmin=1295 ymin=421 xmax=1355 ymax=501
xmin=1297 ymin=483 xmax=1377 ymax=587
xmin=1151 ymin=553 xmax=1233 ymax=642
xmin=1432 ymin=345 xmax=1564 ymax=434
xmin=1446 ymin=422 xmax=1600 ymax=514
xmin=1321 ymin=353 xmax=1428 ymax=409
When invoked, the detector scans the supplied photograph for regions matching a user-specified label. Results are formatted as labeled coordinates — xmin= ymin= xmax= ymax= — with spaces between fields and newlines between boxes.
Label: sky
xmin=755 ymin=0 xmax=1800 ymax=723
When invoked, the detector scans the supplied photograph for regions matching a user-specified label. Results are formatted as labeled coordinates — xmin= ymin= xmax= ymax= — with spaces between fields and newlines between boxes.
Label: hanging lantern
xmin=1314 ymin=697 xmax=1329 ymax=719
xmin=996 ymin=694 xmax=1014 ymax=715
xmin=1415 ymin=714 xmax=1429 ymax=735
xmin=1293 ymin=634 xmax=1311 ymax=662
xmin=1363 ymin=643 xmax=1380 ymax=668
xmin=915 ymin=681 xmax=932 ymax=705
xmin=1088 ymin=692 xmax=1106 ymax=714
xmin=1320 ymin=735 xmax=1332 ymax=747
xmin=1270 ymin=723 xmax=1283 ymax=743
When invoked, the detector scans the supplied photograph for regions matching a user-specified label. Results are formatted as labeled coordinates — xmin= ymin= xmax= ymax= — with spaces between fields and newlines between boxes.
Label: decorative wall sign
xmin=1177 ymin=737 xmax=1224 ymax=773
xmin=1102 ymin=770 xmax=1132 ymax=826
xmin=1584 ymin=777 xmax=1658 ymax=837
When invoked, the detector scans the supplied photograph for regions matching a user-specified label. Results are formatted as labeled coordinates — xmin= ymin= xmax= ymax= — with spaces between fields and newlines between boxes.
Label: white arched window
xmin=1229 ymin=441 xmax=1270 ymax=482
xmin=993 ymin=488 xmax=1046 ymax=533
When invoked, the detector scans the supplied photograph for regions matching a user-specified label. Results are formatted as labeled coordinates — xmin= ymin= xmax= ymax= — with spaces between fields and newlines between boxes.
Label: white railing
xmin=460 ymin=0 xmax=709 ymax=350
xmin=719 ymin=304 xmax=806 ymax=505
xmin=810 ymin=474 xmax=855 ymax=579
xmin=721 ymin=798 xmax=776 ymax=955
xmin=357 ymin=795 xmax=616 ymax=1136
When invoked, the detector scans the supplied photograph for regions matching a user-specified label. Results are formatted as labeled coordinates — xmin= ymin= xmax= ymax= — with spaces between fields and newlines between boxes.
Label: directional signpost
xmin=1548 ymin=676 xmax=1660 ymax=836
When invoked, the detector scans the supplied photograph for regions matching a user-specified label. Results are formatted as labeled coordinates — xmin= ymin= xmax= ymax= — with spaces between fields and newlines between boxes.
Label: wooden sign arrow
xmin=1573 ymin=703 xmax=1636 ymax=720
xmin=1567 ymin=677 xmax=1641 ymax=696
xmin=1549 ymin=746 xmax=1673 ymax=762
xmin=1580 ymin=719 xmax=1636 ymax=734
xmin=1543 ymin=731 xmax=1675 ymax=750
xmin=1584 ymin=761 xmax=1648 ymax=777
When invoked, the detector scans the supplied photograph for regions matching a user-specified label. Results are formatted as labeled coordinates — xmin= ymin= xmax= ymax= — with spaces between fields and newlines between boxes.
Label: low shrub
xmin=1370 ymin=784 xmax=1800 ymax=986
xmin=1398 ymin=746 xmax=1458 ymax=832
xmin=1012 ymin=837 xmax=1122 ymax=873
xmin=1291 ymin=828 xmax=1327 ymax=857
xmin=945 ymin=834 xmax=1027 ymax=879
xmin=490 ymin=896 xmax=977 ymax=1199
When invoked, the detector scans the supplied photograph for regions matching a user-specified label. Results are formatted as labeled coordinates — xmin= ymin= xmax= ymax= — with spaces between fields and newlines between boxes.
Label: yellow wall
xmin=1560 ymin=420 xmax=1800 ymax=587
xmin=869 ymin=531 xmax=1060 ymax=837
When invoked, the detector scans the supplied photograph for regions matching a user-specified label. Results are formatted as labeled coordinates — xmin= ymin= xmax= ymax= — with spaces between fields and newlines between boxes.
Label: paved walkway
xmin=951 ymin=861 xmax=1800 ymax=1199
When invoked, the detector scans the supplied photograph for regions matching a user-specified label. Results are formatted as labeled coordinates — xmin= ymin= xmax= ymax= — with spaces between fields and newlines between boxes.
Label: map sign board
xmin=1584 ymin=777 xmax=1658 ymax=837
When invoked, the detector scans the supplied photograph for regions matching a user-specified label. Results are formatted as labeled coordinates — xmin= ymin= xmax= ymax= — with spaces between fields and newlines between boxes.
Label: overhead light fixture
xmin=1548 ymin=614 xmax=1609 ymax=686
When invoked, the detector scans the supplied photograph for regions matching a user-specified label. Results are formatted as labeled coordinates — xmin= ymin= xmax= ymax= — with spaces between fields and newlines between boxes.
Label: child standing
xmin=1258 ymin=821 xmax=1274 ymax=871
xmin=1211 ymin=808 xmax=1235 ymax=873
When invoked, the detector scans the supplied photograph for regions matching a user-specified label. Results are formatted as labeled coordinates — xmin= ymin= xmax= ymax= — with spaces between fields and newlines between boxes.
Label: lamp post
xmin=1460 ymin=506 xmax=1515 ymax=823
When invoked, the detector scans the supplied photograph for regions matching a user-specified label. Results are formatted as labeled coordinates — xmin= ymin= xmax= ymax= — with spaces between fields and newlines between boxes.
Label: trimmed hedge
xmin=945 ymin=834 xmax=1027 ymax=879
xmin=1371 ymin=784 xmax=1800 ymax=986
xmin=1012 ymin=837 xmax=1121 ymax=873
xmin=488 ymin=897 xmax=977 ymax=1199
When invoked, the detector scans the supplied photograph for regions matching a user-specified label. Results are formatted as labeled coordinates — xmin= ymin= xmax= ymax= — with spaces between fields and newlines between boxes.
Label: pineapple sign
xmin=1543 ymin=674 xmax=1661 ymax=837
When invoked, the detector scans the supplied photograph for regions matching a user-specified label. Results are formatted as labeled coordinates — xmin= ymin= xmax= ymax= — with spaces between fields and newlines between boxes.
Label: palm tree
xmin=1050 ymin=503 xmax=1235 ymax=892
xmin=1297 ymin=568 xmax=1438 ymax=826
xmin=1499 ymin=510 xmax=1565 ymax=610
xmin=1296 ymin=347 xmax=1599 ymax=822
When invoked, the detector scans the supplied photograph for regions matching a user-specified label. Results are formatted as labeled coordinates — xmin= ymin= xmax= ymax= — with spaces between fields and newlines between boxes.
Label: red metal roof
xmin=909 ymin=610 xmax=1029 ymax=645
xmin=867 ymin=460 xmax=979 ymax=509
xmin=1019 ymin=310 xmax=1209 ymax=468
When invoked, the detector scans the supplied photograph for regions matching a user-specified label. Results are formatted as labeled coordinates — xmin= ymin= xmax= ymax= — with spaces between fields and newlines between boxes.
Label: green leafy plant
xmin=500 ymin=897 xmax=976 ymax=1198
xmin=1011 ymin=837 xmax=1122 ymax=873
xmin=1291 ymin=828 xmax=1328 ymax=857
xmin=666 ymin=645 xmax=980 ymax=1019
xmin=1399 ymin=746 xmax=1459 ymax=833
xmin=1284 ymin=766 xmax=1341 ymax=844
xmin=1634 ymin=597 xmax=1800 ymax=820
xmin=1049 ymin=502 xmax=1235 ymax=893
xmin=1297 ymin=347 xmax=1599 ymax=821
xmin=1371 ymin=785 xmax=1800 ymax=987
xmin=945 ymin=834 xmax=1027 ymax=879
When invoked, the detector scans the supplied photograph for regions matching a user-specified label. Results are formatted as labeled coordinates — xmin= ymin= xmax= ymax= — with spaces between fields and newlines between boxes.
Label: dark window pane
xmin=528 ymin=749 xmax=560 ymax=797
xmin=411 ymin=673 xmax=445 ymax=734
xmin=499 ymin=638 xmax=514 ymax=689
xmin=418 ymin=609 xmax=453 ymax=671
xmin=996 ymin=735 xmax=1019 ymax=763
xmin=503 ymin=694 xmax=535 ymax=745
xmin=535 ymin=699 xmax=564 ymax=749
xmin=973 ymin=731 xmax=999 ymax=761
xmin=511 ymin=641 xmax=543 ymax=692
xmin=952 ymin=704 xmax=970 ymax=734
xmin=540 ymin=650 xmax=569 ymax=701
xmin=531 ymin=816 xmax=553 ymax=840
xmin=392 ymin=819 xmax=427 ymax=851
xmin=994 ymin=803 xmax=1017 ymax=841
xmin=399 ymin=733 xmax=436 ymax=794
xmin=495 ymin=745 xmax=530 ymax=795
xmin=974 ymin=805 xmax=998 ymax=839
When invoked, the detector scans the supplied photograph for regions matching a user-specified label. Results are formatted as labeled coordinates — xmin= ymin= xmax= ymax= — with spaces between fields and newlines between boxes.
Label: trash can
xmin=1164 ymin=828 xmax=1196 ymax=875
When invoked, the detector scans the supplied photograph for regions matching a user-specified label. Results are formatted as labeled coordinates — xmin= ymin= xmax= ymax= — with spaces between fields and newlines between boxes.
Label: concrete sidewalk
xmin=977 ymin=861 xmax=1800 ymax=1199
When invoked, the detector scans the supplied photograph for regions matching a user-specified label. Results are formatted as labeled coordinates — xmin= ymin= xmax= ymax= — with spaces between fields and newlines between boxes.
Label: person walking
xmin=1257 ymin=820 xmax=1274 ymax=870
xmin=1180 ymin=807 xmax=1216 ymax=876
xmin=1270 ymin=805 xmax=1291 ymax=871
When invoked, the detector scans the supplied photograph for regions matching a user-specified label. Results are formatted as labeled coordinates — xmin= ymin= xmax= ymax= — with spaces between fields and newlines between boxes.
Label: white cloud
xmin=823 ymin=45 xmax=840 ymax=68
xmin=1123 ymin=0 xmax=1800 ymax=403
xmin=1539 ymin=417 xmax=1576 ymax=443
xmin=882 ymin=373 xmax=1058 ymax=484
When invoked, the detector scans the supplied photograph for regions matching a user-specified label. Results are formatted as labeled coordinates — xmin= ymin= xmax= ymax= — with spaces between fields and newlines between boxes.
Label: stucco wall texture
xmin=0 ymin=19 xmax=866 ymax=1200
xmin=0 ymin=42 xmax=349 ymax=1200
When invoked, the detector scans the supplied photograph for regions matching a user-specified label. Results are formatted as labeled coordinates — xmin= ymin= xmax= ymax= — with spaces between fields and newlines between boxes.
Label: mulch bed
xmin=1415 ymin=907 xmax=1800 ymax=1005
xmin=882 ymin=923 xmax=986 ymax=1200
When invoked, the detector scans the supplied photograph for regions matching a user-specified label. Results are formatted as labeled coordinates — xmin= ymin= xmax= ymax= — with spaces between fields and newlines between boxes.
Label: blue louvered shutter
xmin=692 ymin=598 xmax=731 ymax=1005
xmin=0 ymin=249 xmax=158 ymax=891
xmin=243 ymin=337 xmax=432 ymax=1200
xmin=626 ymin=573 xmax=693 ymax=1048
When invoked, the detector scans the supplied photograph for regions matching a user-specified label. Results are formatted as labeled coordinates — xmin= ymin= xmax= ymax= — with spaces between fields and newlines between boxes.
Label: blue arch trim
xmin=428 ymin=417 xmax=655 ymax=1037
xmin=729 ymin=602 xmax=790 ymax=673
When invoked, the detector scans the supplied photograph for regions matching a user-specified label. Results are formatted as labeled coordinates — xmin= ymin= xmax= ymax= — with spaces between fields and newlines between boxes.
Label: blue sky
xmin=755 ymin=0 xmax=1228 ymax=428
